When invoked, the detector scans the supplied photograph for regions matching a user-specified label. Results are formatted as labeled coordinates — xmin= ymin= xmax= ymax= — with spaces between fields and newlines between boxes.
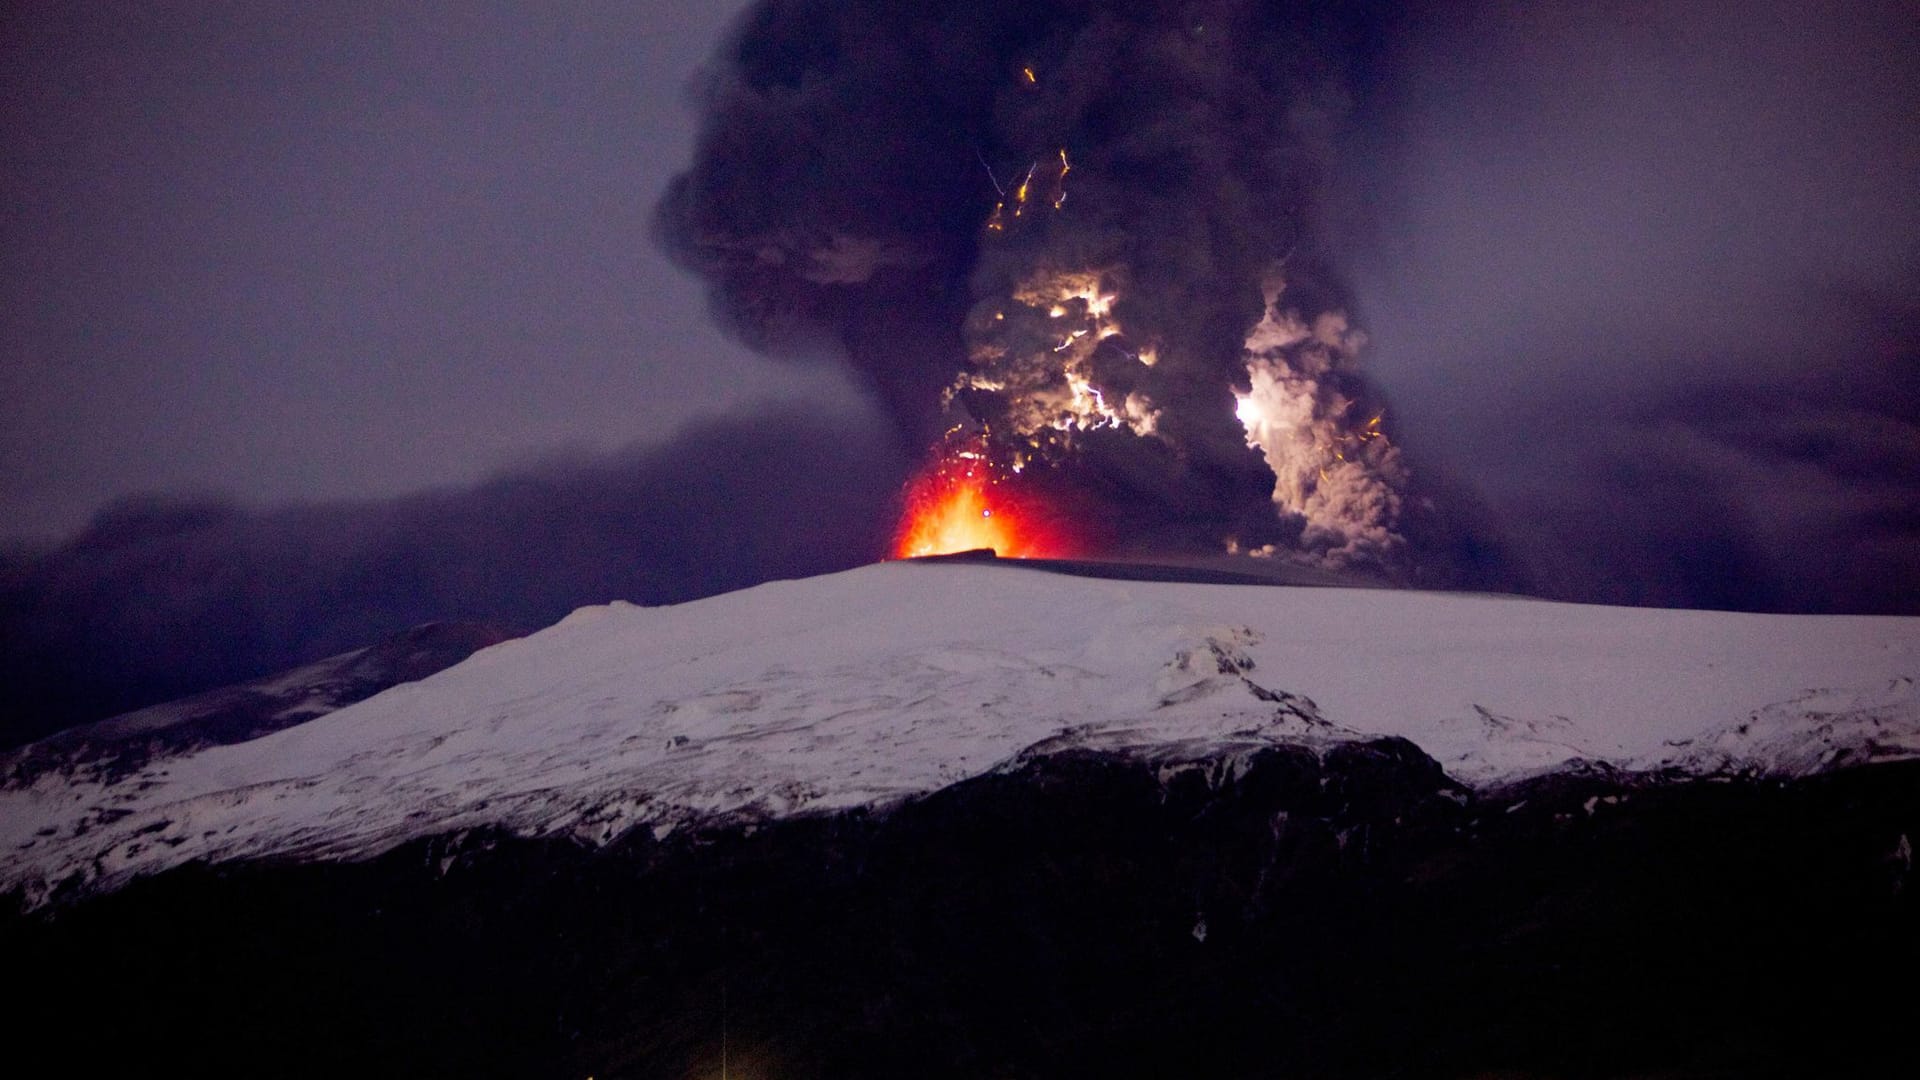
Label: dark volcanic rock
xmin=3 ymin=741 xmax=1915 ymax=1078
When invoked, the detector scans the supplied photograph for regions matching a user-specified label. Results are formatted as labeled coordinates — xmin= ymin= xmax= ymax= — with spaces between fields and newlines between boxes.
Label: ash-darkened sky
xmin=2 ymin=0 xmax=1916 ymax=743
xmin=2 ymin=0 xmax=857 ymax=538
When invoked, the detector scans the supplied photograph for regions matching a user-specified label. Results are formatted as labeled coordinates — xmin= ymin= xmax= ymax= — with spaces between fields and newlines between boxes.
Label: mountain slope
xmin=4 ymin=559 xmax=1916 ymax=908
xmin=0 ymin=620 xmax=517 ymax=791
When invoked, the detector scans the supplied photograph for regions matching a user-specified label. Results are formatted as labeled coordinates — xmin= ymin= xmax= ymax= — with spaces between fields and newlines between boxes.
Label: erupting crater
xmin=891 ymin=439 xmax=1071 ymax=559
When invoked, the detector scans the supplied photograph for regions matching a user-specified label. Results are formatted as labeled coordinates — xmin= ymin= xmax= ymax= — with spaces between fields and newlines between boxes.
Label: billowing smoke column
xmin=658 ymin=0 xmax=1407 ymax=569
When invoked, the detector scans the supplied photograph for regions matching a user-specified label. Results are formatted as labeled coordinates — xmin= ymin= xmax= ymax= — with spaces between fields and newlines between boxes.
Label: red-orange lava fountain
xmin=891 ymin=440 xmax=1072 ymax=559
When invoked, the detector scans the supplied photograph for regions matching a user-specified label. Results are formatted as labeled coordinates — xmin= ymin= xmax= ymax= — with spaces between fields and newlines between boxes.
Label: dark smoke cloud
xmin=655 ymin=0 xmax=1432 ymax=569
xmin=661 ymin=0 xmax=1917 ymax=609
xmin=0 ymin=408 xmax=910 ymax=748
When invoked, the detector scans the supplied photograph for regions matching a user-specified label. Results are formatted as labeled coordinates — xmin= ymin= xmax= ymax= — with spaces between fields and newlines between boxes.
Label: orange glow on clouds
xmin=891 ymin=445 xmax=1069 ymax=559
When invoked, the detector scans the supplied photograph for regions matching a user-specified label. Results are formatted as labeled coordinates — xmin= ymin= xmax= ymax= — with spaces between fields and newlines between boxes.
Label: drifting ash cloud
xmin=1345 ymin=0 xmax=1920 ymax=613
xmin=1487 ymin=306 xmax=1920 ymax=614
xmin=656 ymin=0 xmax=1440 ymax=575
xmin=0 ymin=408 xmax=910 ymax=748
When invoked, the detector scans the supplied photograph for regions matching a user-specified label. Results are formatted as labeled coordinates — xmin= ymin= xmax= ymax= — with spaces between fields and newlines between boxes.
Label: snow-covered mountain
xmin=5 ymin=558 xmax=1918 ymax=1078
xmin=5 ymin=558 xmax=1915 ymax=908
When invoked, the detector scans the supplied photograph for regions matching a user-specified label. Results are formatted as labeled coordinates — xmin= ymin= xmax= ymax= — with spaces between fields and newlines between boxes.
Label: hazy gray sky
xmin=2 ymin=0 xmax=870 ymax=539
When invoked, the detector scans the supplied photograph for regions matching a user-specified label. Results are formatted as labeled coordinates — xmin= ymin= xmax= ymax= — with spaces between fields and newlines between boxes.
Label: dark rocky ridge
xmin=5 ymin=739 xmax=1914 ymax=1078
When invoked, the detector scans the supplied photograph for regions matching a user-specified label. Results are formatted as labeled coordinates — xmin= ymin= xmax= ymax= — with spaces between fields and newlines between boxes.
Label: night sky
xmin=2 ymin=0 xmax=859 ymax=536
xmin=3 ymin=0 xmax=1917 ymax=743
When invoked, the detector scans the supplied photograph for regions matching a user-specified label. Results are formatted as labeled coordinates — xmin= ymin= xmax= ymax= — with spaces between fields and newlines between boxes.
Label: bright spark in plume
xmin=1234 ymin=392 xmax=1261 ymax=427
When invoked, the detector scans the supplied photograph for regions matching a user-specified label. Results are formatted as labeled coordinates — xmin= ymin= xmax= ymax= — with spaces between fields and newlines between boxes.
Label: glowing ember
xmin=1013 ymin=163 xmax=1036 ymax=217
xmin=892 ymin=442 xmax=1065 ymax=559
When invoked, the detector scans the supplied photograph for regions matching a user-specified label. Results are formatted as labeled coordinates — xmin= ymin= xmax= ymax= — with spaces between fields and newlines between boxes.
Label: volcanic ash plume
xmin=1234 ymin=276 xmax=1408 ymax=567
xmin=657 ymin=0 xmax=1409 ymax=569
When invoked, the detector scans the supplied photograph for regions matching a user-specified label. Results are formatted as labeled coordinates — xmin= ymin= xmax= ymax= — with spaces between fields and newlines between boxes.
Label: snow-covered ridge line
xmin=0 ymin=621 xmax=517 ymax=792
xmin=3 ymin=561 xmax=1916 ymax=909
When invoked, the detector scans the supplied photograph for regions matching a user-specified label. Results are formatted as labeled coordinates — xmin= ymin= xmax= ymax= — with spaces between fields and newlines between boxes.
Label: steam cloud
xmin=656 ymin=0 xmax=1429 ymax=571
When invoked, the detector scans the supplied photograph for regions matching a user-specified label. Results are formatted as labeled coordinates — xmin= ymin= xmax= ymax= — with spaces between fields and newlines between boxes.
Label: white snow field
xmin=4 ymin=560 xmax=1918 ymax=907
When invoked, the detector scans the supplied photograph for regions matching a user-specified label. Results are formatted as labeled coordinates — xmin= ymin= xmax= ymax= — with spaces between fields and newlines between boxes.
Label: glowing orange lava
xmin=891 ymin=445 xmax=1067 ymax=559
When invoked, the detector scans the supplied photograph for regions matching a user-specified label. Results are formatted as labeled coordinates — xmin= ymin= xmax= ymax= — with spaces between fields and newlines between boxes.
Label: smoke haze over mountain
xmin=2 ymin=0 xmax=1915 ymax=740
